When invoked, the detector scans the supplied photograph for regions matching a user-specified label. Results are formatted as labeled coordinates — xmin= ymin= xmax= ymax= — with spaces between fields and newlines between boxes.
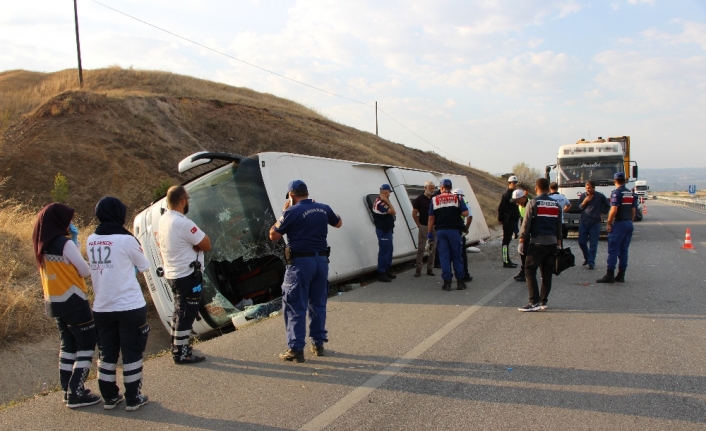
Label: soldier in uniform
xmin=452 ymin=188 xmax=473 ymax=282
xmin=428 ymin=179 xmax=469 ymax=291
xmin=497 ymin=176 xmax=520 ymax=268
xmin=372 ymin=184 xmax=397 ymax=282
xmin=270 ymin=180 xmax=342 ymax=363
xmin=597 ymin=173 xmax=637 ymax=283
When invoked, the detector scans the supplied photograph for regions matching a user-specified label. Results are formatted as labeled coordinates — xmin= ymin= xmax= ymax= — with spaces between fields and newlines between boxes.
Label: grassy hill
xmin=0 ymin=67 xmax=506 ymax=344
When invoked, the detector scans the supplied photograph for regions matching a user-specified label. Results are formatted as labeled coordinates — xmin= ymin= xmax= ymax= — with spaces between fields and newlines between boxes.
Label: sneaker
xmin=539 ymin=303 xmax=548 ymax=311
xmin=67 ymin=393 xmax=101 ymax=409
xmin=503 ymin=262 xmax=518 ymax=268
xmin=174 ymin=354 xmax=206 ymax=364
xmin=279 ymin=349 xmax=305 ymax=363
xmin=456 ymin=280 xmax=467 ymax=290
xmin=426 ymin=269 xmax=436 ymax=276
xmin=582 ymin=260 xmax=588 ymax=266
xmin=310 ymin=344 xmax=324 ymax=357
xmin=442 ymin=281 xmax=453 ymax=291
xmin=386 ymin=272 xmax=397 ymax=279
xmin=588 ymin=264 xmax=595 ymax=270
xmin=413 ymin=270 xmax=421 ymax=277
xmin=518 ymin=303 xmax=540 ymax=312
xmin=125 ymin=394 xmax=149 ymax=412
xmin=103 ymin=394 xmax=124 ymax=410
xmin=514 ymin=274 xmax=525 ymax=282
xmin=64 ymin=388 xmax=91 ymax=404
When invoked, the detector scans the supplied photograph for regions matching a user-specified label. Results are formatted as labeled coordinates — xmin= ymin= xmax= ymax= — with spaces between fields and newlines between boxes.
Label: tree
xmin=50 ymin=172 xmax=69 ymax=203
xmin=511 ymin=162 xmax=543 ymax=189
xmin=153 ymin=179 xmax=172 ymax=201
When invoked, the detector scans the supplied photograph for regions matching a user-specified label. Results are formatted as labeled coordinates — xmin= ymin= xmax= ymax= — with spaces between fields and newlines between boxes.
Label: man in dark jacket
xmin=372 ymin=184 xmax=397 ymax=282
xmin=497 ymin=175 xmax=520 ymax=268
xmin=578 ymin=180 xmax=609 ymax=270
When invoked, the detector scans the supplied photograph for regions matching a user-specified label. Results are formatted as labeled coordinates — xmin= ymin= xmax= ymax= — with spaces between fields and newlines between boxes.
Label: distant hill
xmin=0 ymin=68 xmax=505 ymax=223
xmin=638 ymin=168 xmax=706 ymax=192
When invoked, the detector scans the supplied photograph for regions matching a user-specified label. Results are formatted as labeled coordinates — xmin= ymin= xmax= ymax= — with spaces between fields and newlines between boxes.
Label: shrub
xmin=50 ymin=173 xmax=69 ymax=203
xmin=153 ymin=179 xmax=172 ymax=201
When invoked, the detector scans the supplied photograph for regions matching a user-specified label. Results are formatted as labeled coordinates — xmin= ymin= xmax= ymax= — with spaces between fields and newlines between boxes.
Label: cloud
xmin=628 ymin=0 xmax=655 ymax=4
xmin=641 ymin=20 xmax=706 ymax=50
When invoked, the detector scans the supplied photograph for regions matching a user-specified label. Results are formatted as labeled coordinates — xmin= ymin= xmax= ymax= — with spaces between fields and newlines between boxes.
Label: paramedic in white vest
xmin=158 ymin=186 xmax=211 ymax=364
xmin=517 ymin=178 xmax=562 ymax=312
xmin=88 ymin=197 xmax=151 ymax=411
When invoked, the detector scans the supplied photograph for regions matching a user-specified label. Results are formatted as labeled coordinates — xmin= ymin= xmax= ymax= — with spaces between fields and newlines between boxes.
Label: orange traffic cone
xmin=682 ymin=228 xmax=695 ymax=249
xmin=643 ymin=205 xmax=647 ymax=215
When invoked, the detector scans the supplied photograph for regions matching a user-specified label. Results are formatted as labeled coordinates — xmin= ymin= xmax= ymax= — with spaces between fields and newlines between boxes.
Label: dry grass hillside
xmin=0 ymin=67 xmax=506 ymax=344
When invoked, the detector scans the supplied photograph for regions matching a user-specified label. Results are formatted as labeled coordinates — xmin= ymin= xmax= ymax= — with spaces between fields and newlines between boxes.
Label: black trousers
xmin=525 ymin=243 xmax=557 ymax=304
xmin=167 ymin=272 xmax=202 ymax=360
xmin=95 ymin=306 xmax=149 ymax=401
xmin=502 ymin=221 xmax=516 ymax=263
xmin=56 ymin=304 xmax=97 ymax=397
xmin=461 ymin=235 xmax=470 ymax=277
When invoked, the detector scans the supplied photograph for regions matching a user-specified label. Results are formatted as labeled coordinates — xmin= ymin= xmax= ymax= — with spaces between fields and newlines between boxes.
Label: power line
xmin=89 ymin=0 xmax=467 ymax=165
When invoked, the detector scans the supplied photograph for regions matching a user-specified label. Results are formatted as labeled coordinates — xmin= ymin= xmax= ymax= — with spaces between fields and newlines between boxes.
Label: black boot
xmin=442 ymin=280 xmax=453 ymax=291
xmin=386 ymin=271 xmax=397 ymax=279
xmin=503 ymin=261 xmax=518 ymax=268
xmin=615 ymin=269 xmax=625 ymax=283
xmin=378 ymin=273 xmax=392 ymax=282
xmin=514 ymin=270 xmax=525 ymax=282
xmin=457 ymin=280 xmax=467 ymax=290
xmin=596 ymin=270 xmax=615 ymax=284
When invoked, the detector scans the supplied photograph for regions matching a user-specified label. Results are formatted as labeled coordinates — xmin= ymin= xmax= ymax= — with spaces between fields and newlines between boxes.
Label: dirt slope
xmin=0 ymin=68 xmax=505 ymax=221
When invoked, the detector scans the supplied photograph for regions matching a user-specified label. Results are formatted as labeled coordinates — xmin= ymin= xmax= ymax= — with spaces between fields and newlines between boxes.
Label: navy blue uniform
xmin=606 ymin=186 xmax=637 ymax=272
xmin=372 ymin=197 xmax=395 ymax=274
xmin=273 ymin=199 xmax=340 ymax=351
xmin=429 ymin=192 xmax=468 ymax=281
xmin=577 ymin=191 xmax=609 ymax=267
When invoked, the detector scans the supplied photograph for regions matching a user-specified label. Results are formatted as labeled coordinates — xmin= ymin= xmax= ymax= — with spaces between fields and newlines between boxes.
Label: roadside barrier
xmin=654 ymin=196 xmax=706 ymax=210
xmin=682 ymin=228 xmax=695 ymax=250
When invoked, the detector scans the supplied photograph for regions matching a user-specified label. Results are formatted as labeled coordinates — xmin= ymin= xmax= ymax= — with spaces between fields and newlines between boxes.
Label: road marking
xmin=299 ymin=276 xmax=515 ymax=431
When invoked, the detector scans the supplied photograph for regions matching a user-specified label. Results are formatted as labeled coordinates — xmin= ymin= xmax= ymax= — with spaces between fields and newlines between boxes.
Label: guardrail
xmin=654 ymin=196 xmax=706 ymax=210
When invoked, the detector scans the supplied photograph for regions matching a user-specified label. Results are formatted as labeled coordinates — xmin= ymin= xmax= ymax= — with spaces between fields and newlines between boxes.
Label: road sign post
xmin=689 ymin=185 xmax=697 ymax=196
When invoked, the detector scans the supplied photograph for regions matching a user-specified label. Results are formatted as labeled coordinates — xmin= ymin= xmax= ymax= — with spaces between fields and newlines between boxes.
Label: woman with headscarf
xmin=32 ymin=203 xmax=100 ymax=408
xmin=87 ymin=196 xmax=150 ymax=411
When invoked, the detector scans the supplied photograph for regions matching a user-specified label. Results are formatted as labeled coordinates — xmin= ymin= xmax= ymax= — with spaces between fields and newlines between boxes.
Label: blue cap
xmin=380 ymin=184 xmax=393 ymax=191
xmin=286 ymin=180 xmax=308 ymax=198
xmin=440 ymin=179 xmax=453 ymax=188
xmin=614 ymin=172 xmax=625 ymax=180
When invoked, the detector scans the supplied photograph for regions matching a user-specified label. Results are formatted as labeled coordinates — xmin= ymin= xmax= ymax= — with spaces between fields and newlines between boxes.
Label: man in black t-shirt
xmin=412 ymin=181 xmax=437 ymax=277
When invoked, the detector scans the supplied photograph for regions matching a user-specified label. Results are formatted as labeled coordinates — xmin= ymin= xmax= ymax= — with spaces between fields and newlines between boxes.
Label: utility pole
xmin=73 ymin=0 xmax=84 ymax=88
xmin=375 ymin=101 xmax=378 ymax=136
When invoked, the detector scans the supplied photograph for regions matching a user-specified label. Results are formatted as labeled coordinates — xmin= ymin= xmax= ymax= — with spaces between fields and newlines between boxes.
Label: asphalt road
xmin=2 ymin=200 xmax=705 ymax=430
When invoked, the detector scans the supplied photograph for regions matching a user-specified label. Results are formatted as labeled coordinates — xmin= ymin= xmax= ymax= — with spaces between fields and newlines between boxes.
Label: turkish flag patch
xmin=190 ymin=227 xmax=198 ymax=234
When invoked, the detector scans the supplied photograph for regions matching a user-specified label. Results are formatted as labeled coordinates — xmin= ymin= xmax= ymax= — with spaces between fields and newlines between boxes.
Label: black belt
xmin=290 ymin=250 xmax=329 ymax=258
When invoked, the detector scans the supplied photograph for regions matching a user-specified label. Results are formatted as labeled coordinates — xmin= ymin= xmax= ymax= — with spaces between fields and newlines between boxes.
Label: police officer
xmin=428 ymin=179 xmax=469 ymax=291
xmin=269 ymin=180 xmax=342 ymax=363
xmin=158 ymin=186 xmax=211 ymax=364
xmin=597 ymin=173 xmax=637 ymax=283
xmin=517 ymin=178 xmax=562 ymax=312
xmin=498 ymin=176 xmax=520 ymax=268
xmin=452 ymin=188 xmax=473 ymax=282
xmin=372 ymin=184 xmax=396 ymax=282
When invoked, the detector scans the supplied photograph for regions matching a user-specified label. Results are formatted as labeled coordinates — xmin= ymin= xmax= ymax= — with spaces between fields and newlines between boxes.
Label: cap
xmin=380 ymin=184 xmax=393 ymax=192
xmin=614 ymin=172 xmax=625 ymax=180
xmin=285 ymin=180 xmax=308 ymax=198
xmin=452 ymin=188 xmax=464 ymax=196
xmin=440 ymin=179 xmax=453 ymax=188
xmin=510 ymin=189 xmax=525 ymax=202
xmin=508 ymin=175 xmax=518 ymax=183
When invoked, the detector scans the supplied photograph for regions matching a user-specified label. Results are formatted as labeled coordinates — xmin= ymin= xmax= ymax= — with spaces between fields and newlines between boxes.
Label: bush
xmin=153 ymin=179 xmax=172 ymax=201
xmin=50 ymin=173 xmax=69 ymax=203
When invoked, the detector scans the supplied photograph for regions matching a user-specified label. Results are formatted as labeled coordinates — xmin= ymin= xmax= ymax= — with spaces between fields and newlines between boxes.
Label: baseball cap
xmin=452 ymin=188 xmax=464 ymax=196
xmin=508 ymin=175 xmax=518 ymax=183
xmin=380 ymin=184 xmax=393 ymax=192
xmin=285 ymin=179 xmax=308 ymax=198
xmin=510 ymin=189 xmax=525 ymax=202
xmin=440 ymin=179 xmax=453 ymax=188
xmin=614 ymin=172 xmax=626 ymax=180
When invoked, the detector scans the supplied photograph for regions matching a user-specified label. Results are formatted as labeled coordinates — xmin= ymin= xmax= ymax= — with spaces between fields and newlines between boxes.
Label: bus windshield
xmin=557 ymin=161 xmax=623 ymax=187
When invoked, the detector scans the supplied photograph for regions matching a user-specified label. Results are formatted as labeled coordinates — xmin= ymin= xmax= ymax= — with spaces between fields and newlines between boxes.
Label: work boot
xmin=426 ymin=269 xmax=436 ymax=276
xmin=310 ymin=344 xmax=325 ymax=357
xmin=615 ymin=269 xmax=626 ymax=283
xmin=279 ymin=349 xmax=305 ymax=363
xmin=386 ymin=271 xmax=397 ymax=279
xmin=378 ymin=273 xmax=392 ymax=282
xmin=503 ymin=261 xmax=518 ymax=268
xmin=596 ymin=270 xmax=615 ymax=284
xmin=442 ymin=280 xmax=453 ymax=291
xmin=457 ymin=280 xmax=467 ymax=290
xmin=514 ymin=273 xmax=525 ymax=282
xmin=461 ymin=274 xmax=473 ymax=282
xmin=413 ymin=269 xmax=421 ymax=277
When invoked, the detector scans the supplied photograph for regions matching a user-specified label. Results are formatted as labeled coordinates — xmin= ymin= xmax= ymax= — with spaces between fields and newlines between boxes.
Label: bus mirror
xmin=545 ymin=166 xmax=551 ymax=180
xmin=632 ymin=166 xmax=638 ymax=179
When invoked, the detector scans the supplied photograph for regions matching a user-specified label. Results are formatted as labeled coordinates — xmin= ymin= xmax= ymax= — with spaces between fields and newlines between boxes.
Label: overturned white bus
xmin=133 ymin=152 xmax=490 ymax=335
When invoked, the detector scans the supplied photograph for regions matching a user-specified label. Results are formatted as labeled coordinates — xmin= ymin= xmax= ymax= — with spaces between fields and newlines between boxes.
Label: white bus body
xmin=134 ymin=152 xmax=490 ymax=335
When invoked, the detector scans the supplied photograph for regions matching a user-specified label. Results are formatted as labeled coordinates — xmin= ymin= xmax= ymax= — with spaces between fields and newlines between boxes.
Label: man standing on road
xmin=549 ymin=182 xmax=572 ymax=215
xmin=372 ymin=184 xmax=397 ymax=282
xmin=577 ymin=180 xmax=609 ymax=270
xmin=428 ymin=179 xmax=469 ymax=291
xmin=412 ymin=181 xmax=437 ymax=277
xmin=517 ymin=178 xmax=562 ymax=312
xmin=511 ymin=189 xmax=529 ymax=282
xmin=498 ymin=176 xmax=520 ymax=268
xmin=270 ymin=180 xmax=342 ymax=363
xmin=158 ymin=186 xmax=211 ymax=365
xmin=597 ymin=173 xmax=637 ymax=284
xmin=453 ymin=188 xmax=473 ymax=282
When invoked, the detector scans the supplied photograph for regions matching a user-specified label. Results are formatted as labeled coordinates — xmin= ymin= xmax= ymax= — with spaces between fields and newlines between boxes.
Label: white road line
xmin=299 ymin=276 xmax=515 ymax=431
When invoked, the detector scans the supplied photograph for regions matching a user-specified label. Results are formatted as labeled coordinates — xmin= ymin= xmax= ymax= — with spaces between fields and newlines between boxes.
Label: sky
xmin=2 ymin=0 xmax=705 ymax=173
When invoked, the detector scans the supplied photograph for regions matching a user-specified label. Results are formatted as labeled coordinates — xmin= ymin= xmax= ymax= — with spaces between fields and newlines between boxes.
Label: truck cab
xmin=634 ymin=180 xmax=649 ymax=200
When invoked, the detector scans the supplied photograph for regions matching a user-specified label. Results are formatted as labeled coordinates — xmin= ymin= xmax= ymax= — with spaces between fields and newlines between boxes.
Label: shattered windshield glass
xmin=185 ymin=157 xmax=284 ymax=328
xmin=557 ymin=161 xmax=622 ymax=187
